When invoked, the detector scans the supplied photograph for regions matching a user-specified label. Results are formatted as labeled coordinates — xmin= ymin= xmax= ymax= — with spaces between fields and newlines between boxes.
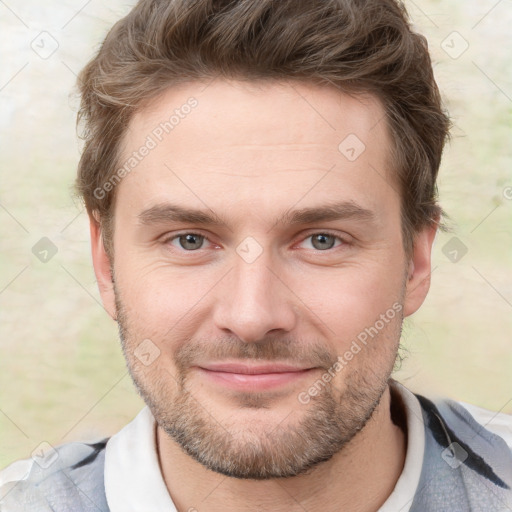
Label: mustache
xmin=114 ymin=291 xmax=338 ymax=371
xmin=173 ymin=335 xmax=338 ymax=372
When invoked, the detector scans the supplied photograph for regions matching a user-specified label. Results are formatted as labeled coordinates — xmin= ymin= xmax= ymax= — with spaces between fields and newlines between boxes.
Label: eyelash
xmin=161 ymin=230 xmax=350 ymax=252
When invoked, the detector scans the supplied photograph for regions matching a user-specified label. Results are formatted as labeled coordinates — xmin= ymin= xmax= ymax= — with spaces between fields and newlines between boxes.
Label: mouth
xmin=195 ymin=362 xmax=318 ymax=391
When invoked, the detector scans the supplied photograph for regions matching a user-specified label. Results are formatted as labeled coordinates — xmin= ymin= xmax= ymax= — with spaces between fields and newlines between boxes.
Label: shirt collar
xmin=377 ymin=380 xmax=425 ymax=511
xmin=104 ymin=380 xmax=425 ymax=512
xmin=104 ymin=406 xmax=177 ymax=511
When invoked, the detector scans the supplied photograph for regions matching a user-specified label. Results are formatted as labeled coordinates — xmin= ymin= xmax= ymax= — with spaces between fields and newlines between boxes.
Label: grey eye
xmin=177 ymin=233 xmax=205 ymax=250
xmin=310 ymin=233 xmax=336 ymax=250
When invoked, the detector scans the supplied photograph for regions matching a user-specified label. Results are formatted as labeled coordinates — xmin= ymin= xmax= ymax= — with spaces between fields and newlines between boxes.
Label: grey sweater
xmin=1 ymin=393 xmax=511 ymax=511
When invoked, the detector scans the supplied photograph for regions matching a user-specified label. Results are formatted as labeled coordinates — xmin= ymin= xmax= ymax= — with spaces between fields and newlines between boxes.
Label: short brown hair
xmin=75 ymin=0 xmax=450 ymax=260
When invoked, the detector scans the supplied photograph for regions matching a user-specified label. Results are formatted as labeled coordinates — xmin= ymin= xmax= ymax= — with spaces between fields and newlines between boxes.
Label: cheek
xmin=116 ymin=258 xmax=216 ymax=341
xmin=289 ymin=260 xmax=404 ymax=338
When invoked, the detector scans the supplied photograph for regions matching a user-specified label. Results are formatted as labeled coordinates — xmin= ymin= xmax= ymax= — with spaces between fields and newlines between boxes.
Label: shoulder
xmin=455 ymin=400 xmax=512 ymax=450
xmin=0 ymin=439 xmax=109 ymax=512
xmin=416 ymin=392 xmax=512 ymax=454
xmin=415 ymin=392 xmax=512 ymax=496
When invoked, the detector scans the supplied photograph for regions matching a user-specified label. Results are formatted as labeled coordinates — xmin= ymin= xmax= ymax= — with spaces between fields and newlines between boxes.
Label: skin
xmin=90 ymin=79 xmax=437 ymax=512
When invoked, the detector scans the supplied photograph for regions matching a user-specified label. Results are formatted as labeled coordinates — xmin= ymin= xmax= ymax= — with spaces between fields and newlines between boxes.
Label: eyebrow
xmin=137 ymin=200 xmax=376 ymax=228
xmin=279 ymin=201 xmax=376 ymax=226
xmin=138 ymin=204 xmax=226 ymax=226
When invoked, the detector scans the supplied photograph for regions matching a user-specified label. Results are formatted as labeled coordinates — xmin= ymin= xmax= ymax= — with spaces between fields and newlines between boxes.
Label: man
xmin=1 ymin=0 xmax=511 ymax=510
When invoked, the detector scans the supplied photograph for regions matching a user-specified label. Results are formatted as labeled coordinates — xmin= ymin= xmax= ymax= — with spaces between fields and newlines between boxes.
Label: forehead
xmin=115 ymin=79 xmax=398 ymax=224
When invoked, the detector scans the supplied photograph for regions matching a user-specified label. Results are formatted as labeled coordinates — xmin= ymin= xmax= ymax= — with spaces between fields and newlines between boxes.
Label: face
xmin=91 ymin=79 xmax=436 ymax=479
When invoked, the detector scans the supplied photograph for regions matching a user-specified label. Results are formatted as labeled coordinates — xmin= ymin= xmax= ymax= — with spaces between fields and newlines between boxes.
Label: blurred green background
xmin=0 ymin=0 xmax=511 ymax=469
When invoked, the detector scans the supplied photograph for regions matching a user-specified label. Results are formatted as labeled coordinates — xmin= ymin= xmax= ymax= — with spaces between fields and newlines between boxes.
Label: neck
xmin=157 ymin=382 xmax=406 ymax=512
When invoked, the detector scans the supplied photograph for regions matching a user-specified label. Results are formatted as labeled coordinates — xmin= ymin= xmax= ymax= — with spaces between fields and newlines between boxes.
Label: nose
xmin=212 ymin=251 xmax=297 ymax=343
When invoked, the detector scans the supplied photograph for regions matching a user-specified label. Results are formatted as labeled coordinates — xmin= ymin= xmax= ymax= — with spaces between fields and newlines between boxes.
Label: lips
xmin=198 ymin=362 xmax=313 ymax=374
xmin=195 ymin=362 xmax=317 ymax=391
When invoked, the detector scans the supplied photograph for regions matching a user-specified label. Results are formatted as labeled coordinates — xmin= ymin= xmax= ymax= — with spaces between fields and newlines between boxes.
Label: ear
xmin=403 ymin=218 xmax=439 ymax=317
xmin=89 ymin=212 xmax=117 ymax=320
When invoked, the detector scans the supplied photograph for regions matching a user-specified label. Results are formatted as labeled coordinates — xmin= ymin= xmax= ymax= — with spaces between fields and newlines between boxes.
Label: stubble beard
xmin=114 ymin=282 xmax=404 ymax=480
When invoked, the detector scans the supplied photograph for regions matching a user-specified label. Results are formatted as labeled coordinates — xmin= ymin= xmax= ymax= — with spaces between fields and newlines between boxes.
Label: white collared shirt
xmin=2 ymin=380 xmax=511 ymax=511
xmin=104 ymin=380 xmax=426 ymax=511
